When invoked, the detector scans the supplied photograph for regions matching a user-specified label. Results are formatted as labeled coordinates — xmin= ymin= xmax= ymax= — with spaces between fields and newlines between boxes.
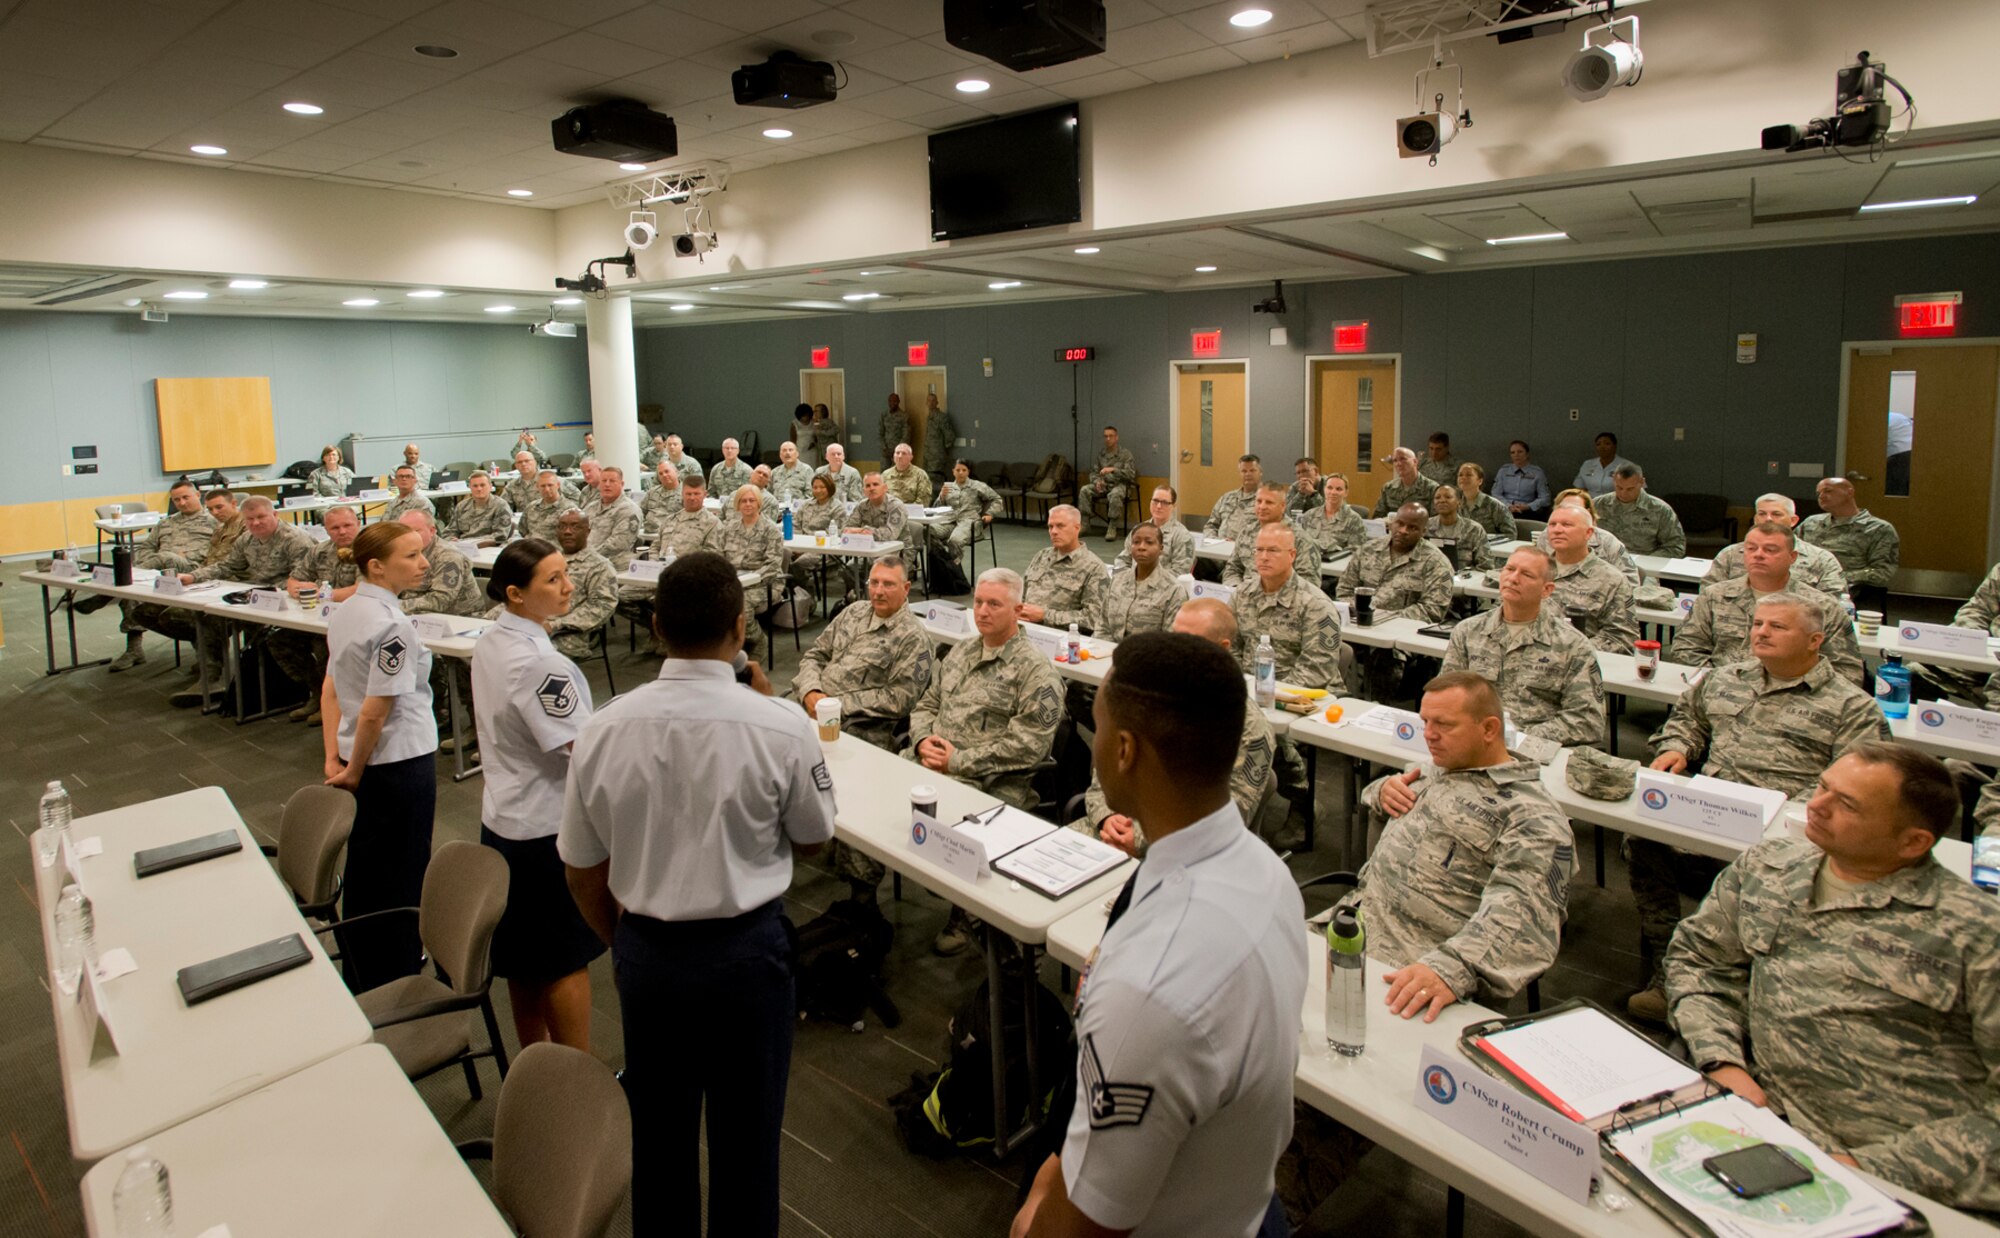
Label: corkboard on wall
xmin=156 ymin=377 xmax=275 ymax=472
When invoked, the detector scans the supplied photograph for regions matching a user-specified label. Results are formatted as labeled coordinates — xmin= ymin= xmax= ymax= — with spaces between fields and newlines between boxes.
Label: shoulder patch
xmin=1080 ymin=1034 xmax=1155 ymax=1129
xmin=536 ymin=672 xmax=578 ymax=718
xmin=812 ymin=760 xmax=833 ymax=792
xmin=377 ymin=635 xmax=408 ymax=675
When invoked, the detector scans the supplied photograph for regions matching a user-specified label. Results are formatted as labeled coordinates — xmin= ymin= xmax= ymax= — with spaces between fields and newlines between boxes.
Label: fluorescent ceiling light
xmin=407 ymin=289 xmax=446 ymax=298
xmin=189 ymin=144 xmax=227 ymax=156
xmin=1857 ymin=195 xmax=1978 ymax=213
xmin=988 ymin=280 xmax=1023 ymax=290
xmin=484 ymin=305 xmax=517 ymax=314
xmin=669 ymin=303 xmax=696 ymax=312
xmin=1229 ymin=8 xmax=1273 ymax=26
xmin=1194 ymin=265 xmax=1217 ymax=273
xmin=956 ymin=79 xmax=991 ymax=93
xmin=342 ymin=298 xmax=379 ymax=307
xmin=1074 ymin=246 xmax=1100 ymax=254
xmin=1407 ymin=246 xmax=1449 ymax=262
xmin=842 ymin=292 xmax=880 ymax=301
xmin=282 ymin=102 xmax=323 ymax=115
xmin=619 ymin=162 xmax=647 ymax=171
xmin=708 ymin=286 xmax=725 ymax=291
xmin=228 ymin=279 xmax=268 ymax=289
xmin=1485 ymin=231 xmax=1569 ymax=245
xmin=163 ymin=290 xmax=208 ymax=300
xmin=552 ymin=297 xmax=582 ymax=306
xmin=506 ymin=188 xmax=533 ymax=197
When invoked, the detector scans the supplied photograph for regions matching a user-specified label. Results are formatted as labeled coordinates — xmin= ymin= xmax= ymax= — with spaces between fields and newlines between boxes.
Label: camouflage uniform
xmin=1798 ymin=509 xmax=1900 ymax=588
xmin=720 ymin=516 xmax=787 ymax=651
xmin=127 ymin=514 xmax=238 ymax=644
xmin=1074 ymin=700 xmax=1275 ymax=852
xmin=1370 ymin=474 xmax=1439 ymax=518
xmin=1101 ymin=567 xmax=1187 ymax=642
xmin=511 ymin=437 xmax=549 ymax=469
xmin=880 ymin=408 xmax=910 ymax=459
xmin=881 ymin=465 xmax=929 ymax=507
xmin=1591 ymin=490 xmax=1686 ymax=557
xmin=1425 ymin=515 xmax=1491 ymax=573
xmin=306 ymin=465 xmax=352 ymax=498
xmin=586 ymin=495 xmax=642 ymax=569
xmin=1906 ymin=564 xmax=2000 ymax=703
xmin=443 ymin=496 xmax=514 ymax=543
xmin=503 ymin=474 xmax=578 ymax=511
xmin=1023 ymin=545 xmax=1109 ymax=633
xmin=920 ymin=408 xmax=955 ymax=472
xmin=1547 ymin=553 xmax=1639 ymax=653
xmin=191 ymin=522 xmax=313 ymax=586
xmin=1085 ymin=445 xmax=1138 ymax=531
xmin=1441 ymin=607 xmax=1605 ymax=747
xmin=787 ymin=497 xmax=851 ymax=596
xmin=1203 ymin=487 xmax=1259 ymax=538
xmin=517 ymin=495 xmax=579 ymax=543
xmin=707 ymin=458 xmax=752 ymax=497
xmin=289 ymin=538 xmax=361 ymax=591
xmin=1416 ymin=455 xmax=1459 ymax=488
xmin=1632 ymin=656 xmax=1888 ymax=983
xmin=848 ymin=494 xmax=912 ymax=556
xmin=1346 ymin=758 xmax=1571 ymax=1002
xmin=1232 ymin=571 xmax=1345 ymax=692
xmin=905 ymin=628 xmax=1064 ymax=810
xmin=402 ymin=540 xmax=485 ymax=617
xmin=1463 ymin=491 xmax=1517 ymax=541
xmin=1336 ymin=537 xmax=1455 ymax=623
xmin=1112 ymin=517 xmax=1196 ymax=578
xmin=770 ymin=461 xmax=816 ymax=506
xmin=382 ymin=491 xmax=434 ymax=523
xmin=814 ymin=464 xmax=864 ymax=505
xmin=1977 ymin=774 xmax=2000 ymax=840
xmin=638 ymin=440 xmax=663 ymax=470
xmin=273 ymin=535 xmax=364 ymax=686
xmin=929 ymin=479 xmax=1004 ymax=553
xmin=548 ymin=547 xmax=618 ymax=662
xmin=1296 ymin=504 xmax=1369 ymax=567
xmin=1223 ymin=519 xmax=1320 ymax=589
xmin=638 ymin=484 xmax=683 ymax=531
xmin=1674 ymin=576 xmax=1864 ymax=684
xmin=665 ymin=454 xmax=704 ymax=484
xmin=133 ymin=509 xmax=218 ymax=574
xmin=1284 ymin=481 xmax=1323 ymax=519
xmin=1665 ymin=838 xmax=2000 ymax=1214
xmin=1701 ymin=539 xmax=1849 ymax=597
xmin=1535 ymin=525 xmax=1640 ymax=583
xmin=651 ymin=507 xmax=724 ymax=560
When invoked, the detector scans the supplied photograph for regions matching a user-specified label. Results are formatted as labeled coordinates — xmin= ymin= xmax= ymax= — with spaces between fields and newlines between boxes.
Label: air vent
xmin=1646 ymin=198 xmax=1749 ymax=219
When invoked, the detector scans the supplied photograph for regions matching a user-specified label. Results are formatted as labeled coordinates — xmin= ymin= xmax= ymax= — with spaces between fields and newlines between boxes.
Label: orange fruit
xmin=1323 ymin=703 xmax=1344 ymax=724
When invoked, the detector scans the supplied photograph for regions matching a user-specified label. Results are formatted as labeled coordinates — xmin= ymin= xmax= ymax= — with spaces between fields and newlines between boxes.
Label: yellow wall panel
xmin=156 ymin=377 xmax=275 ymax=472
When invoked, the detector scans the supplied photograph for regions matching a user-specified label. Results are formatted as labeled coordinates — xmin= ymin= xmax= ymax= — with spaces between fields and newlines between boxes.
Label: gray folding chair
xmin=259 ymin=785 xmax=355 ymax=924
xmin=458 ymin=1043 xmax=633 ymax=1238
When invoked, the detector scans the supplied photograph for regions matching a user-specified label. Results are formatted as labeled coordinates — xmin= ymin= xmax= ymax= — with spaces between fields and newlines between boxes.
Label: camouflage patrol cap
xmin=1566 ymin=746 xmax=1639 ymax=801
xmin=1635 ymin=583 xmax=1677 ymax=609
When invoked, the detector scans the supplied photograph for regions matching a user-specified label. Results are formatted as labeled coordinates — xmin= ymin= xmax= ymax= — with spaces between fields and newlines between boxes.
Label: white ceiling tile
xmin=534 ymin=30 xmax=676 ymax=77
xmin=797 ymin=132 xmax=867 ymax=156
xmin=0 ymin=15 xmax=166 ymax=78
xmin=238 ymin=147 xmax=370 ymax=173
xmin=144 ymin=49 xmax=305 ymax=91
xmin=1177 ymin=0 xmax=1324 ymax=45
xmin=602 ymin=59 xmax=739 ymax=109
xmin=845 ymin=118 xmax=924 ymax=143
xmin=961 ymin=85 xmax=1068 ymax=114
xmin=1130 ymin=45 xmax=1243 ymax=82
xmin=1104 ymin=17 xmax=1210 ymax=64
xmin=1104 ymin=0 xmax=1165 ymax=29
xmin=908 ymin=103 xmax=986 ymax=129
xmin=41 ymin=110 xmax=186 ymax=148
xmin=1014 ymin=55 xmax=1124 ymax=85
xmin=587 ymin=5 xmax=744 ymax=57
xmin=180 ymin=22 xmax=352 ymax=70
xmin=229 ymin=0 xmax=396 ymax=45
xmin=842 ymin=38 xmax=981 ymax=83
xmin=1222 ymin=19 xmax=1352 ymax=62
xmin=836 ymin=0 xmax=944 ymax=38
xmin=1052 ymin=66 xmax=1151 ymax=97
xmin=657 ymin=0 xmax=828 ymax=34
xmin=478 ymin=0 xmax=651 ymax=25
xmin=840 ymin=83 xmax=949 ymax=119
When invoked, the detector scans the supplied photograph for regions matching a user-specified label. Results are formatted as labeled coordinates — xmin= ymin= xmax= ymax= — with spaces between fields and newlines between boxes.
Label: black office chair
xmin=586 ymin=618 xmax=618 ymax=696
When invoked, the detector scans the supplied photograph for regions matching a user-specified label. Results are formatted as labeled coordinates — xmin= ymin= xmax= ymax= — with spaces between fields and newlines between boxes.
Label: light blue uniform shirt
xmin=473 ymin=612 xmax=591 ymax=841
xmin=326 ymin=581 xmax=436 ymax=765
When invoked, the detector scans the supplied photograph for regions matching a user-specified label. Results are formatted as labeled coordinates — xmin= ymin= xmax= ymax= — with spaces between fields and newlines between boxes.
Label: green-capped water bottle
xmin=1326 ymin=906 xmax=1365 ymax=1057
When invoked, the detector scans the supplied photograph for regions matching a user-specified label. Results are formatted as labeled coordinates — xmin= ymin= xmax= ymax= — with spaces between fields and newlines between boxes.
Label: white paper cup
xmin=815 ymin=697 xmax=842 ymax=743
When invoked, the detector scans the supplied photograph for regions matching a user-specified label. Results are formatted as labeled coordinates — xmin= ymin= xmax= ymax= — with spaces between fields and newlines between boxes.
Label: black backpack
xmin=794 ymin=900 xmax=900 ymax=1032
xmin=889 ymin=956 xmax=1073 ymax=1156
xmin=925 ymin=544 xmax=971 ymax=597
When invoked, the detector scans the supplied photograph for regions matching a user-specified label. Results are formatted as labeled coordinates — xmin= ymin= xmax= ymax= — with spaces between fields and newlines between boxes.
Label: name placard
xmin=50 ymin=558 xmax=80 ymax=579
xmin=1351 ymin=705 xmax=1429 ymax=753
xmin=1022 ymin=624 xmax=1068 ymax=660
xmin=91 ymin=565 xmax=116 ymax=585
xmin=410 ymin=615 xmax=455 ymax=639
xmin=1633 ymin=770 xmax=1785 ymax=845
xmin=247 ymin=589 xmax=290 ymax=614
xmin=153 ymin=573 xmax=185 ymax=596
xmin=922 ymin=603 xmax=972 ymax=636
xmin=1412 ymin=1045 xmax=1598 ymax=1204
xmin=358 ymin=488 xmax=392 ymax=501
xmin=625 ymin=558 xmax=666 ymax=581
xmin=1913 ymin=700 xmax=2000 ymax=747
xmin=283 ymin=495 xmax=316 ymax=509
xmin=906 ymin=811 xmax=985 ymax=883
xmin=842 ymin=531 xmax=876 ymax=549
xmin=436 ymin=481 xmax=469 ymax=493
xmin=1188 ymin=579 xmax=1236 ymax=604
xmin=1896 ymin=620 xmax=1991 ymax=658
xmin=448 ymin=539 xmax=482 ymax=557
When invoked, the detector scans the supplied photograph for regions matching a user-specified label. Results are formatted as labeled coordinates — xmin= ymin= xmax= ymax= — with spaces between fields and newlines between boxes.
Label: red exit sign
xmin=1190 ymin=329 xmax=1222 ymax=358
xmin=1333 ymin=320 xmax=1369 ymax=353
xmin=907 ymin=341 xmax=930 ymax=365
xmin=1897 ymin=292 xmax=1960 ymax=337
xmin=809 ymin=345 xmax=830 ymax=368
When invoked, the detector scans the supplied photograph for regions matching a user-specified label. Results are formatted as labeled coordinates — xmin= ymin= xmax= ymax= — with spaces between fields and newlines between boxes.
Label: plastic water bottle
xmin=1325 ymin=907 xmax=1366 ymax=1057
xmin=36 ymin=779 xmax=71 ymax=868
xmin=1842 ymin=594 xmax=1858 ymax=629
xmin=54 ymin=883 xmax=93 ymax=996
xmin=663 ymin=544 xmax=678 ymax=569
xmin=1254 ymin=634 xmax=1277 ymax=709
xmin=782 ymin=505 xmax=794 ymax=540
xmin=1875 ymin=654 xmax=1912 ymax=720
xmin=1066 ymin=623 xmax=1081 ymax=664
xmin=111 ymin=1146 xmax=172 ymax=1237
xmin=1973 ymin=836 xmax=2000 ymax=893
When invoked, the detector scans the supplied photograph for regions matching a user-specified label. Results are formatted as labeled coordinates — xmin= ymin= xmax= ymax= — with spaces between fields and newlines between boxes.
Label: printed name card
xmin=283 ymin=495 xmax=316 ymax=509
xmin=626 ymin=559 xmax=666 ymax=581
xmin=153 ymin=573 xmax=185 ymax=595
xmin=248 ymin=589 xmax=291 ymax=613
xmin=1633 ymin=769 xmax=1786 ymax=845
xmin=1023 ymin=624 xmax=1068 ymax=660
xmin=922 ymin=603 xmax=972 ymax=636
xmin=1895 ymin=620 xmax=1991 ymax=659
xmin=1676 ymin=593 xmax=1696 ymax=616
xmin=358 ymin=487 xmax=392 ymax=501
xmin=1363 ymin=519 xmax=1388 ymax=539
xmin=906 ymin=811 xmax=986 ymax=882
xmin=842 ymin=531 xmax=876 ymax=549
xmin=91 ymin=565 xmax=117 ymax=585
xmin=50 ymin=558 xmax=80 ymax=578
xmin=411 ymin=615 xmax=455 ymax=639
xmin=437 ymin=481 xmax=469 ymax=493
xmin=1187 ymin=579 xmax=1236 ymax=604
xmin=1413 ymin=1046 xmax=1599 ymax=1204
xmin=1912 ymin=700 xmax=2000 ymax=746
xmin=448 ymin=539 xmax=482 ymax=557
xmin=1351 ymin=705 xmax=1429 ymax=753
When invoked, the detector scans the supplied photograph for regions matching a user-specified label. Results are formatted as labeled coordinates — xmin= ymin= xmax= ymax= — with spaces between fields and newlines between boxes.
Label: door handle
xmin=1846 ymin=470 xmax=1870 ymax=481
xmin=1180 ymin=450 xmax=1192 ymax=461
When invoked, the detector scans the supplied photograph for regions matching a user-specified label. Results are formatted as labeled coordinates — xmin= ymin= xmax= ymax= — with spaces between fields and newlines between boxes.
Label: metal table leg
xmin=449 ymin=660 xmax=483 ymax=783
xmin=38 ymin=583 xmax=106 ymax=675
xmin=1302 ymin=743 xmax=1317 ymax=851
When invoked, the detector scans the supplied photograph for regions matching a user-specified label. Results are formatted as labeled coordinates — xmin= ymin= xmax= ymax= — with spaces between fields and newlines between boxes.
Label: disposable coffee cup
xmin=911 ymin=783 xmax=938 ymax=824
xmin=1857 ymin=609 xmax=1882 ymax=635
xmin=297 ymin=583 xmax=321 ymax=609
xmin=815 ymin=697 xmax=842 ymax=743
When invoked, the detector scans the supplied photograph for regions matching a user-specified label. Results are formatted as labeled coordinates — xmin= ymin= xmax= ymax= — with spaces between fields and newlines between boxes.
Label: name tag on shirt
xmin=1912 ymin=700 xmax=2000 ymax=746
xmin=906 ymin=811 xmax=986 ymax=883
xmin=248 ymin=589 xmax=290 ymax=614
xmin=1187 ymin=579 xmax=1235 ymax=604
xmin=1633 ymin=770 xmax=1786 ymax=845
xmin=1895 ymin=620 xmax=1990 ymax=658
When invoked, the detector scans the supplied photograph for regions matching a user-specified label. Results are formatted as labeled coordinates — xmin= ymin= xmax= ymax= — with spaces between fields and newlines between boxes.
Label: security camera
xmin=555 ymin=273 xmax=606 ymax=294
xmin=1562 ymin=16 xmax=1643 ymax=101
xmin=624 ymin=211 xmax=658 ymax=251
xmin=1251 ymin=280 xmax=1288 ymax=315
xmin=1397 ymin=111 xmax=1458 ymax=159
xmin=671 ymin=231 xmax=717 ymax=259
xmin=1761 ymin=51 xmax=1903 ymax=154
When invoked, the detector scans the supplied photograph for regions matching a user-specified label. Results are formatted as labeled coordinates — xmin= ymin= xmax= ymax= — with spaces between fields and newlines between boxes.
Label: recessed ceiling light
xmin=1073 ymin=246 xmax=1100 ymax=254
xmin=669 ymin=303 xmax=696 ymax=312
xmin=227 ymin=279 xmax=268 ymax=290
xmin=163 ymin=290 xmax=208 ymax=300
xmin=1857 ymin=195 xmax=1978 ymax=213
xmin=406 ymin=289 xmax=446 ymax=299
xmin=282 ymin=102 xmax=324 ymax=115
xmin=552 ymin=297 xmax=582 ymax=306
xmin=398 ymin=159 xmax=429 ymax=169
xmin=762 ymin=128 xmax=793 ymax=139
xmin=506 ymin=188 xmax=534 ymax=197
xmin=1485 ymin=231 xmax=1569 ymax=245
xmin=619 ymin=162 xmax=648 ymax=171
xmin=1229 ymin=7 xmax=1273 ymax=26
xmin=484 ymin=305 xmax=517 ymax=314
xmin=842 ymin=292 xmax=881 ymax=302
xmin=189 ymin=144 xmax=227 ymax=156
xmin=708 ymin=286 xmax=725 ymax=291
xmin=956 ymin=79 xmax=991 ymax=93
xmin=811 ymin=29 xmax=858 ymax=47
xmin=1194 ymin=265 xmax=1217 ymax=273
xmin=414 ymin=44 xmax=457 ymax=58
xmin=343 ymin=298 xmax=379 ymax=308
xmin=988 ymin=280 xmax=1023 ymax=290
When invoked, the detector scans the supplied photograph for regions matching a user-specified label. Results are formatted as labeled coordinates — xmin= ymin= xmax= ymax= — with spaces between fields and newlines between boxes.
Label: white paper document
xmin=1476 ymin=1007 xmax=1701 ymax=1125
xmin=994 ymin=829 xmax=1129 ymax=898
xmin=954 ymin=804 xmax=1056 ymax=862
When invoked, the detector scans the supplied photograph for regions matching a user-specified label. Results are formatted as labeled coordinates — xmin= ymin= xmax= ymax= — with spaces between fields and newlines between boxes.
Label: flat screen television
xmin=928 ymin=103 xmax=1081 ymax=241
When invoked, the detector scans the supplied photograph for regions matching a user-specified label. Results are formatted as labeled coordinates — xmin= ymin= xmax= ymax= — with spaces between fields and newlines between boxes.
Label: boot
xmin=108 ymin=636 xmax=147 ymax=672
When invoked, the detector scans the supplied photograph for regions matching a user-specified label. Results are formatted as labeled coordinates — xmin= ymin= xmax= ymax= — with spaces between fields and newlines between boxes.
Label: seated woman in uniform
xmin=307 ymin=444 xmax=354 ymax=498
xmin=788 ymin=473 xmax=850 ymax=601
xmin=1103 ymin=522 xmax=1189 ymax=642
xmin=720 ymin=484 xmax=788 ymax=653
xmin=1426 ymin=484 xmax=1492 ymax=573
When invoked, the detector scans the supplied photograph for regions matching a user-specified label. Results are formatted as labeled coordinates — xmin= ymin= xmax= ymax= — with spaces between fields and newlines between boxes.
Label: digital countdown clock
xmin=1053 ymin=346 xmax=1096 ymax=362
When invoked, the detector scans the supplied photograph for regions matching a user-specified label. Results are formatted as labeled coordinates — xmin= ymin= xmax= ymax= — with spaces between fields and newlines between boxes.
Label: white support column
xmin=583 ymin=293 xmax=640 ymax=483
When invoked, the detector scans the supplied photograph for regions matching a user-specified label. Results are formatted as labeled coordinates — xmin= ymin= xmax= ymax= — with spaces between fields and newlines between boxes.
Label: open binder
xmin=1459 ymin=999 xmax=1927 ymax=1238
xmin=950 ymin=804 xmax=1131 ymax=899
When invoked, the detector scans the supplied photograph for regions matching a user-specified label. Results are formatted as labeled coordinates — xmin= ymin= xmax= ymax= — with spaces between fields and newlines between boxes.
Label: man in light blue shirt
xmin=1490 ymin=439 xmax=1551 ymax=519
xmin=1574 ymin=430 xmax=1635 ymax=496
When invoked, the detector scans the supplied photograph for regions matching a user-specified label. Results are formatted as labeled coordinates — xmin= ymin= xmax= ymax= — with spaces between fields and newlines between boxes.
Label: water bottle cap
xmin=47 ymin=780 xmax=62 ymax=792
xmin=1331 ymin=906 xmax=1361 ymax=937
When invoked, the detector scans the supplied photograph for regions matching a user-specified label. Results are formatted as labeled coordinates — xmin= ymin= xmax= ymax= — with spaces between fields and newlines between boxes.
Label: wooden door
xmin=895 ymin=367 xmax=947 ymax=468
xmin=1173 ymin=363 xmax=1247 ymax=520
xmin=1844 ymin=344 xmax=1998 ymax=579
xmin=1312 ymin=359 xmax=1398 ymax=514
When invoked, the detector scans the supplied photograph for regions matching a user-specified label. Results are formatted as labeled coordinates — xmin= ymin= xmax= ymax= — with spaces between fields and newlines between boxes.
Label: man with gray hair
xmin=174 ymin=495 xmax=315 ymax=708
xmin=883 ymin=443 xmax=931 ymax=506
xmin=1441 ymin=545 xmax=1605 ymax=747
xmin=1591 ymin=463 xmax=1685 ymax=557
xmin=770 ymin=440 xmax=815 ymax=506
xmin=1677 ymin=521 xmax=1863 ymax=683
xmin=1371 ymin=447 xmax=1439 ymax=518
xmin=814 ymin=441 xmax=864 ymax=504
xmin=709 ymin=437 xmax=753 ymax=495
xmin=1701 ymin=493 xmax=1849 ymax=595
xmin=1021 ymin=504 xmax=1107 ymax=633
xmin=504 ymin=449 xmax=579 ymax=511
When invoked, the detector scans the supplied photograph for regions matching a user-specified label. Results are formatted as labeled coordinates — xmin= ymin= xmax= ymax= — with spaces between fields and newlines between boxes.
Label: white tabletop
xmin=1890 ymin=711 xmax=2000 ymax=765
xmin=93 ymin=513 xmax=165 ymax=532
xmin=1193 ymin=535 xmax=1233 ymax=562
xmin=784 ymin=535 xmax=906 ymax=559
xmin=1862 ymin=627 xmax=2000 ymax=674
xmin=1595 ymin=652 xmax=1695 ymax=705
xmin=37 ymin=787 xmax=371 ymax=1161
xmin=1630 ymin=554 xmax=1714 ymax=583
xmin=821 ymin=735 xmax=1132 ymax=943
xmin=78 ymin=1045 xmax=509 ymax=1236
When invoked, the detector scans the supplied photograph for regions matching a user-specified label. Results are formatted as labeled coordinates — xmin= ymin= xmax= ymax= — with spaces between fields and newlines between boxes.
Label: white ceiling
xmin=0 ymin=0 xmax=1369 ymax=208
